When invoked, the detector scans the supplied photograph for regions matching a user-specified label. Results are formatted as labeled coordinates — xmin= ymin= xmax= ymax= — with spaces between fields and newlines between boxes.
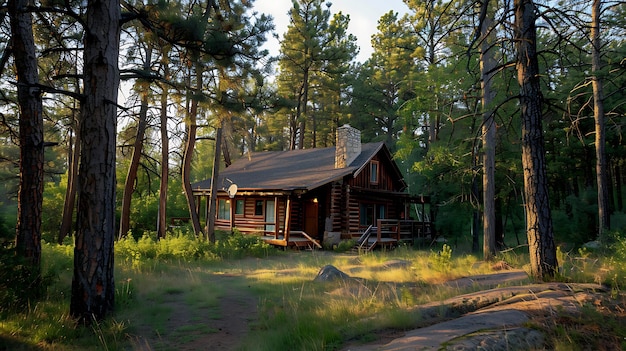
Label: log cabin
xmin=192 ymin=125 xmax=431 ymax=250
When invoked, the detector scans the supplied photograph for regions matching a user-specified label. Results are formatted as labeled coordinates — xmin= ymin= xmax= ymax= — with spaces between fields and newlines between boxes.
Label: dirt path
xmin=128 ymin=275 xmax=257 ymax=351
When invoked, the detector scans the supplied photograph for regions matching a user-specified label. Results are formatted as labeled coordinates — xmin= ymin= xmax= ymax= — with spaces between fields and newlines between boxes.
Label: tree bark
xmin=59 ymin=113 xmax=80 ymax=244
xmin=119 ymin=48 xmax=152 ymax=239
xmin=206 ymin=126 xmax=221 ymax=243
xmin=480 ymin=5 xmax=497 ymax=260
xmin=156 ymin=71 xmax=169 ymax=239
xmin=514 ymin=0 xmax=557 ymax=280
xmin=70 ymin=0 xmax=120 ymax=324
xmin=182 ymin=64 xmax=204 ymax=236
xmin=591 ymin=0 xmax=610 ymax=239
xmin=10 ymin=0 xmax=44 ymax=275
xmin=296 ymin=67 xmax=309 ymax=150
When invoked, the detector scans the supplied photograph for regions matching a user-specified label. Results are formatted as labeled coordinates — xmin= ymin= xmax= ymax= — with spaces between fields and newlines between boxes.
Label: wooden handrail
xmin=292 ymin=231 xmax=322 ymax=249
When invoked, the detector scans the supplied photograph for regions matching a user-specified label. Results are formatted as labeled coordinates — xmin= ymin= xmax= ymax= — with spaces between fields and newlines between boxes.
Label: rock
xmin=382 ymin=259 xmax=412 ymax=269
xmin=313 ymin=265 xmax=351 ymax=283
xmin=323 ymin=231 xmax=341 ymax=246
xmin=445 ymin=327 xmax=544 ymax=351
xmin=372 ymin=310 xmax=530 ymax=350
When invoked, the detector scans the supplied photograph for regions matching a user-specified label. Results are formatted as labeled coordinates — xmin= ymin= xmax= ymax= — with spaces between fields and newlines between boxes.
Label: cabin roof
xmin=192 ymin=141 xmax=405 ymax=193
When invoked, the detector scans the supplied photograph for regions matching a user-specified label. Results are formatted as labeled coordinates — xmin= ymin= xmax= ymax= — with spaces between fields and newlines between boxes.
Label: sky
xmin=252 ymin=0 xmax=410 ymax=63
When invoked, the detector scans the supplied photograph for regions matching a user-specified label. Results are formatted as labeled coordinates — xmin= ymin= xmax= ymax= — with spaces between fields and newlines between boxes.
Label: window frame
xmin=369 ymin=160 xmax=379 ymax=185
xmin=254 ymin=199 xmax=264 ymax=216
xmin=218 ymin=199 xmax=231 ymax=220
xmin=235 ymin=199 xmax=244 ymax=215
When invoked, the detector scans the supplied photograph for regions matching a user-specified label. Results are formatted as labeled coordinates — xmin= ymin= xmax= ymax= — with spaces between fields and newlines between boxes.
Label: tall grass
xmin=2 ymin=231 xmax=625 ymax=350
xmin=0 ymin=230 xmax=276 ymax=350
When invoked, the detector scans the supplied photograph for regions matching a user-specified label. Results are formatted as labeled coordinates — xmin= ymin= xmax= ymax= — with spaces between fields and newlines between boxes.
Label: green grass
xmin=1 ymin=231 xmax=625 ymax=350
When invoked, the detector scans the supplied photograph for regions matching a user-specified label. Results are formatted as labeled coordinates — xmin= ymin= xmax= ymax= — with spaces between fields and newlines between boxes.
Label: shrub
xmin=0 ymin=243 xmax=59 ymax=315
xmin=333 ymin=239 xmax=356 ymax=252
xmin=429 ymin=243 xmax=452 ymax=272
xmin=115 ymin=229 xmax=275 ymax=267
xmin=213 ymin=230 xmax=273 ymax=259
xmin=607 ymin=231 xmax=626 ymax=290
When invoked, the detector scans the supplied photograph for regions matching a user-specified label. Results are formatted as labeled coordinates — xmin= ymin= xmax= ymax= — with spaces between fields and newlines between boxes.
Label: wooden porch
xmin=261 ymin=231 xmax=322 ymax=250
xmin=354 ymin=219 xmax=433 ymax=252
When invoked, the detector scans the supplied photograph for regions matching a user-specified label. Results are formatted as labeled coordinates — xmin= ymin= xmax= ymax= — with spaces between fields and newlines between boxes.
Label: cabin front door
xmin=304 ymin=200 xmax=318 ymax=237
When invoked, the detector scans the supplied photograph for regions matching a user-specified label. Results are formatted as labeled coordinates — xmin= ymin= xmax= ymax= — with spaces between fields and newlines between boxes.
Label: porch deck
xmin=261 ymin=231 xmax=322 ymax=250
xmin=354 ymin=219 xmax=433 ymax=252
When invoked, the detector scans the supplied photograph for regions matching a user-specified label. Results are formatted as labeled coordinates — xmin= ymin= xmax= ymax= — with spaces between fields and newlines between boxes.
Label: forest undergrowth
xmin=1 ymin=229 xmax=625 ymax=350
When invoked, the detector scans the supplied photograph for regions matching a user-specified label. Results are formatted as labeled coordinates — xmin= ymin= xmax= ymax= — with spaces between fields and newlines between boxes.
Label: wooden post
xmin=284 ymin=197 xmax=291 ymax=241
xmin=274 ymin=196 xmax=279 ymax=238
xmin=204 ymin=195 xmax=209 ymax=233
xmin=230 ymin=198 xmax=235 ymax=233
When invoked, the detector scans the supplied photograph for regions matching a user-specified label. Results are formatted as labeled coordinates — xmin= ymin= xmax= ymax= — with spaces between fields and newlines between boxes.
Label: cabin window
xmin=265 ymin=199 xmax=276 ymax=232
xmin=254 ymin=200 xmax=264 ymax=216
xmin=360 ymin=204 xmax=374 ymax=226
xmin=218 ymin=199 xmax=230 ymax=220
xmin=235 ymin=199 xmax=244 ymax=215
xmin=360 ymin=203 xmax=386 ymax=226
xmin=370 ymin=161 xmax=379 ymax=184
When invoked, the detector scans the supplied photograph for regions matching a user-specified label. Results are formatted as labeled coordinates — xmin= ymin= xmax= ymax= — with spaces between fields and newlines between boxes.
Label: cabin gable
xmin=349 ymin=154 xmax=404 ymax=192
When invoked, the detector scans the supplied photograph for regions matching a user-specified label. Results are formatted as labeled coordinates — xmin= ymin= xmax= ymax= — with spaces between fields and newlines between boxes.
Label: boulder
xmin=313 ymin=265 xmax=351 ymax=283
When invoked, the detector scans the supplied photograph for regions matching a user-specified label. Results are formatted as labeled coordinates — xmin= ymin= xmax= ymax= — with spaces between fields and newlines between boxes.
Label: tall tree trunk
xmin=119 ymin=49 xmax=152 ymax=239
xmin=10 ymin=0 xmax=44 ymax=278
xmin=70 ymin=0 xmax=120 ymax=324
xmin=182 ymin=64 xmax=204 ymax=236
xmin=480 ymin=5 xmax=497 ymax=260
xmin=591 ymin=0 xmax=610 ymax=239
xmin=206 ymin=126 xmax=222 ymax=243
xmin=297 ymin=68 xmax=309 ymax=150
xmin=59 ymin=111 xmax=80 ymax=244
xmin=514 ymin=0 xmax=557 ymax=280
xmin=156 ymin=70 xmax=169 ymax=239
xmin=471 ymin=180 xmax=481 ymax=253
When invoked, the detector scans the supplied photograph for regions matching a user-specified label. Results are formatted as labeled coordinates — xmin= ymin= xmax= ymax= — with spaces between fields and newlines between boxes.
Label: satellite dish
xmin=227 ymin=183 xmax=238 ymax=198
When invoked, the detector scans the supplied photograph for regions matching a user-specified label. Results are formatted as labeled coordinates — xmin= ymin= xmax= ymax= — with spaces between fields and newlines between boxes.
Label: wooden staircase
xmin=354 ymin=225 xmax=377 ymax=252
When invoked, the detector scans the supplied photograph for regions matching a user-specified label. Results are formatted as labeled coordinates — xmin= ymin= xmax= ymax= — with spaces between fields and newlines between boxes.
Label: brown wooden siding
xmin=330 ymin=181 xmax=342 ymax=231
xmin=346 ymin=187 xmax=360 ymax=235
xmin=215 ymin=196 xmax=287 ymax=234
xmin=349 ymin=155 xmax=399 ymax=191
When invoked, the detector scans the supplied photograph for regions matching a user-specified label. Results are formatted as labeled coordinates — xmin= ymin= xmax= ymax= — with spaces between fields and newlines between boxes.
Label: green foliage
xmin=213 ymin=230 xmax=274 ymax=259
xmin=116 ymin=229 xmax=276 ymax=269
xmin=550 ymin=230 xmax=626 ymax=291
xmin=332 ymin=239 xmax=357 ymax=252
xmin=429 ymin=243 xmax=452 ymax=272
xmin=0 ymin=241 xmax=66 ymax=316
xmin=41 ymin=175 xmax=68 ymax=242
xmin=412 ymin=145 xmax=476 ymax=241
xmin=276 ymin=0 xmax=358 ymax=149
xmin=551 ymin=189 xmax=598 ymax=247
xmin=0 ymin=204 xmax=15 ymax=239
xmin=606 ymin=231 xmax=626 ymax=290
xmin=6 ymin=242 xmax=625 ymax=350
xmin=0 ymin=246 xmax=42 ymax=315
xmin=555 ymin=245 xmax=601 ymax=283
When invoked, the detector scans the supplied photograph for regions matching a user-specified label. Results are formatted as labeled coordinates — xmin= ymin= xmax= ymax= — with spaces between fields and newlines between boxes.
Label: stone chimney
xmin=335 ymin=124 xmax=361 ymax=168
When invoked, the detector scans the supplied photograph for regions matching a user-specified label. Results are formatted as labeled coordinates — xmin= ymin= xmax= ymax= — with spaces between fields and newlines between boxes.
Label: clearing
xmin=124 ymin=253 xmax=625 ymax=351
